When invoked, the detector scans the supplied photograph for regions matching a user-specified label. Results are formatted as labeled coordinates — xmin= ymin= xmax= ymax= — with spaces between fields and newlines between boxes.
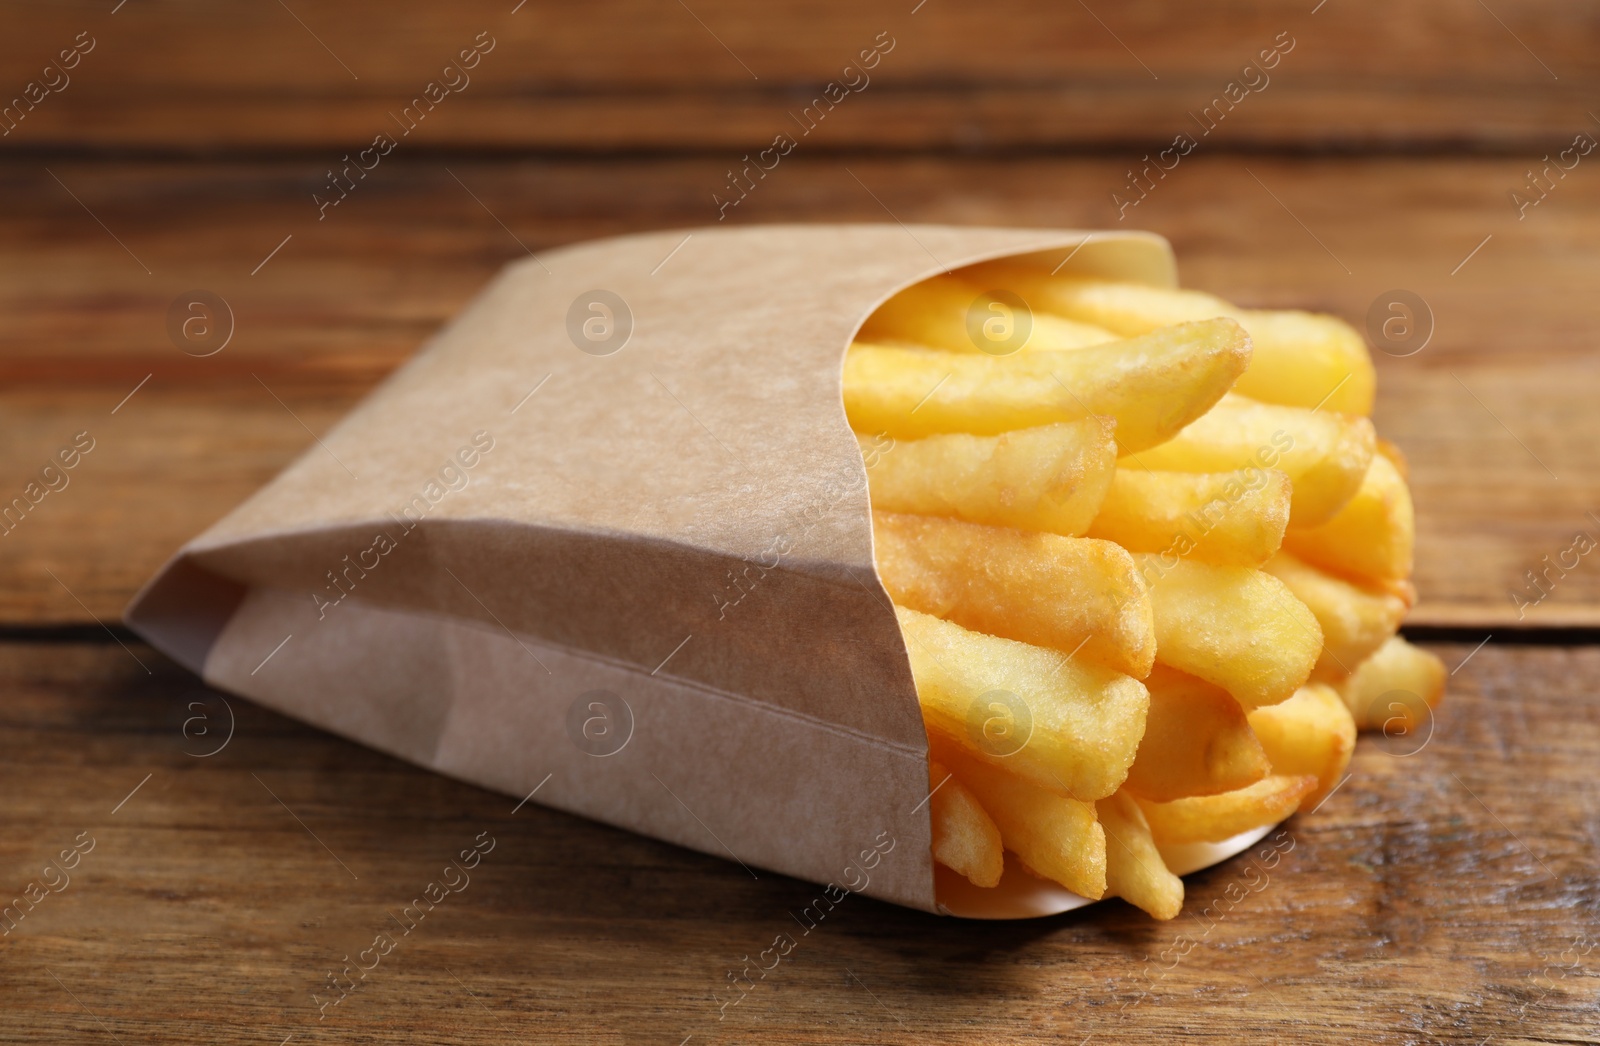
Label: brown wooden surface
xmin=1 ymin=639 xmax=1595 ymax=1045
xmin=2 ymin=155 xmax=1597 ymax=627
xmin=4 ymin=2 xmax=1598 ymax=1042
xmin=2 ymin=1 xmax=1597 ymax=151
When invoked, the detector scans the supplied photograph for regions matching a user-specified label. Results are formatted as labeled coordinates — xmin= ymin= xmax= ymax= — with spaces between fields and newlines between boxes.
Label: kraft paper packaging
xmin=127 ymin=224 xmax=1277 ymax=918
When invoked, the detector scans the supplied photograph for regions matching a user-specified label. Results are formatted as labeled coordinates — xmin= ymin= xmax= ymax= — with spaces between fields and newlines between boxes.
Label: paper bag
xmin=127 ymin=224 xmax=1274 ymax=917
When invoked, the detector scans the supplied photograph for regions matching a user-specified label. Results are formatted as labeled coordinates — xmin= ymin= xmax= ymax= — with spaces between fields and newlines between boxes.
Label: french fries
xmin=1246 ymin=683 xmax=1357 ymax=808
xmin=1087 ymin=467 xmax=1291 ymax=566
xmin=1230 ymin=309 xmax=1376 ymax=417
xmin=962 ymin=269 xmax=1376 ymax=415
xmin=1262 ymin=551 xmax=1409 ymax=681
xmin=1131 ymin=395 xmax=1376 ymax=527
xmin=1123 ymin=665 xmax=1270 ymax=802
xmin=895 ymin=607 xmax=1148 ymax=801
xmin=1098 ymin=789 xmax=1184 ymax=920
xmin=842 ymin=318 xmax=1250 ymax=451
xmin=1334 ymin=636 xmax=1446 ymax=732
xmin=965 ymin=271 xmax=1234 ymax=333
xmin=858 ymin=273 xmax=1119 ymax=353
xmin=1133 ymin=554 xmax=1323 ymax=708
xmin=860 ymin=420 xmax=1117 ymax=537
xmin=873 ymin=512 xmax=1155 ymax=677
xmin=928 ymin=760 xmax=1005 ymax=888
xmin=932 ymin=739 xmax=1107 ymax=899
xmin=846 ymin=265 xmax=1439 ymax=918
xmin=1282 ymin=450 xmax=1415 ymax=584
xmin=1136 ymin=774 xmax=1319 ymax=844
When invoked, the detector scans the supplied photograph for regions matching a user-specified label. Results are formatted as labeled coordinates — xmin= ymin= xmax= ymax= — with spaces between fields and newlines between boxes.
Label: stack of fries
xmin=846 ymin=267 xmax=1445 ymax=919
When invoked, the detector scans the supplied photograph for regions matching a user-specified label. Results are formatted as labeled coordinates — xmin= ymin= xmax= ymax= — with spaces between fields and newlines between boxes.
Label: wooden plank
xmin=11 ymin=82 xmax=1600 ymax=155
xmin=0 ymin=0 xmax=1596 ymax=151
xmin=1 ymin=155 xmax=1596 ymax=627
xmin=0 ymin=639 xmax=1594 ymax=1043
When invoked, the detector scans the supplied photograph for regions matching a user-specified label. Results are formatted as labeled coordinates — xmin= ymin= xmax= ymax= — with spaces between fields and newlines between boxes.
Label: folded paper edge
xmin=125 ymin=553 xmax=247 ymax=675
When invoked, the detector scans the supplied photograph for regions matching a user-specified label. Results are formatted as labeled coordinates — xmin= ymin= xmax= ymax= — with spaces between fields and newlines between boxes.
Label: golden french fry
xmin=1262 ymin=551 xmax=1408 ymax=681
xmin=1246 ymin=683 xmax=1356 ymax=808
xmin=966 ymin=272 xmax=1231 ymax=332
xmin=1097 ymin=789 xmax=1183 ymax=920
xmin=1282 ymin=451 xmax=1415 ymax=584
xmin=931 ymin=738 xmax=1106 ymax=899
xmin=1136 ymin=774 xmax=1319 ymax=844
xmin=1367 ymin=575 xmax=1419 ymax=607
xmin=1231 ymin=309 xmax=1375 ymax=417
xmin=928 ymin=760 xmax=1004 ymax=888
xmin=858 ymin=274 xmax=1119 ymax=354
xmin=1087 ymin=467 xmax=1291 ymax=566
xmin=1334 ymin=636 xmax=1446 ymax=733
xmin=1377 ymin=437 xmax=1409 ymax=480
xmin=1124 ymin=665 xmax=1271 ymax=802
xmin=842 ymin=318 xmax=1250 ymax=451
xmin=961 ymin=270 xmax=1375 ymax=414
xmin=1130 ymin=395 xmax=1376 ymax=527
xmin=895 ymin=606 xmax=1149 ymax=801
xmin=859 ymin=419 xmax=1117 ymax=537
xmin=1132 ymin=555 xmax=1322 ymax=708
xmin=873 ymin=512 xmax=1154 ymax=677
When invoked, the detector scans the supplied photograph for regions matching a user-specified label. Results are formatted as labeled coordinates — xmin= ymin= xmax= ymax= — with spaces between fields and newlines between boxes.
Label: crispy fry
xmin=928 ymin=760 xmax=1004 ymax=888
xmin=1097 ymin=789 xmax=1183 ymax=920
xmin=961 ymin=270 xmax=1375 ymax=414
xmin=1123 ymin=665 xmax=1271 ymax=802
xmin=967 ymin=272 xmax=1232 ymax=332
xmin=1136 ymin=774 xmax=1319 ymax=844
xmin=1262 ymin=551 xmax=1409 ymax=681
xmin=1246 ymin=683 xmax=1357 ymax=808
xmin=895 ymin=606 xmax=1149 ymax=801
xmin=932 ymin=738 xmax=1106 ymax=899
xmin=1282 ymin=451 xmax=1415 ymax=584
xmin=1132 ymin=555 xmax=1322 ymax=708
xmin=1233 ymin=308 xmax=1375 ymax=417
xmin=859 ymin=274 xmax=1118 ymax=354
xmin=842 ymin=318 xmax=1250 ymax=451
xmin=873 ymin=512 xmax=1155 ymax=676
xmin=1377 ymin=437 xmax=1409 ymax=480
xmin=1130 ymin=395 xmax=1376 ymax=527
xmin=859 ymin=420 xmax=1117 ymax=537
xmin=1334 ymin=636 xmax=1446 ymax=732
xmin=1087 ymin=467 xmax=1291 ymax=566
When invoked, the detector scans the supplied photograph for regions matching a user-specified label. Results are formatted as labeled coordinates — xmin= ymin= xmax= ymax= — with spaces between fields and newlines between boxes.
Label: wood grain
xmin=1 ymin=155 xmax=1596 ymax=627
xmin=0 ymin=0 xmax=1596 ymax=152
xmin=0 ymin=639 xmax=1593 ymax=1044
xmin=1 ymin=3 xmax=1590 ymax=1041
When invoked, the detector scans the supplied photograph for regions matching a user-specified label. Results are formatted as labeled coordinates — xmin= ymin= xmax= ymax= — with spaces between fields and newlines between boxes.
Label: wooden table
xmin=3 ymin=3 xmax=1597 ymax=1042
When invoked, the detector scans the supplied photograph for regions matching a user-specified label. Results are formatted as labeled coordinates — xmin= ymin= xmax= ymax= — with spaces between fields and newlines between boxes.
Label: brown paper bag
xmin=127 ymin=224 xmax=1276 ymax=918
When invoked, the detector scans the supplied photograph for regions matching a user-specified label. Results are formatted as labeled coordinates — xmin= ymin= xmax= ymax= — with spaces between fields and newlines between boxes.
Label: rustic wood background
xmin=3 ymin=1 xmax=1597 ymax=1042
